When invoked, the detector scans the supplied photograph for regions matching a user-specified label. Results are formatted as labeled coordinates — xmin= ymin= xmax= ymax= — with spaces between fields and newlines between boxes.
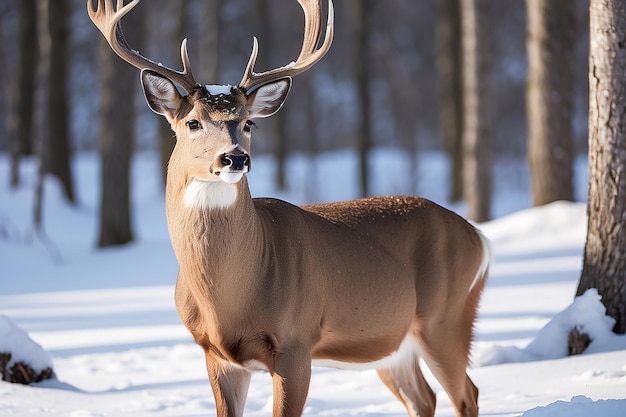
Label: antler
xmin=87 ymin=0 xmax=199 ymax=94
xmin=239 ymin=0 xmax=334 ymax=92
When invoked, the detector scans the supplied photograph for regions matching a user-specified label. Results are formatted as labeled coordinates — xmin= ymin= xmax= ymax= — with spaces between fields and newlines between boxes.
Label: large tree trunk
xmin=46 ymin=0 xmax=74 ymax=203
xmin=96 ymin=13 xmax=140 ymax=247
xmin=526 ymin=0 xmax=575 ymax=206
xmin=436 ymin=0 xmax=464 ymax=203
xmin=577 ymin=0 xmax=626 ymax=334
xmin=461 ymin=0 xmax=492 ymax=222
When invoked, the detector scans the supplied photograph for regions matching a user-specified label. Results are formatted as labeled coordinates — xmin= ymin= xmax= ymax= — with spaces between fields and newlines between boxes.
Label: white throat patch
xmin=184 ymin=179 xmax=238 ymax=210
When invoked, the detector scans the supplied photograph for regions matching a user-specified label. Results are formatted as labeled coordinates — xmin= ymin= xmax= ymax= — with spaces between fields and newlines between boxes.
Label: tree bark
xmin=258 ymin=0 xmax=289 ymax=190
xmin=353 ymin=0 xmax=372 ymax=198
xmin=8 ymin=0 xmax=38 ymax=187
xmin=197 ymin=0 xmax=221 ymax=84
xmin=305 ymin=79 xmax=320 ymax=202
xmin=526 ymin=0 xmax=575 ymax=206
xmin=32 ymin=0 xmax=50 ymax=233
xmin=461 ymin=0 xmax=492 ymax=222
xmin=96 ymin=12 xmax=140 ymax=247
xmin=436 ymin=0 xmax=464 ymax=203
xmin=577 ymin=0 xmax=626 ymax=334
xmin=46 ymin=0 xmax=74 ymax=203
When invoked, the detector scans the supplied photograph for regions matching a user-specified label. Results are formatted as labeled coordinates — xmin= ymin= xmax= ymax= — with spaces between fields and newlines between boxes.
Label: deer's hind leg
xmin=376 ymin=342 xmax=436 ymax=417
xmin=416 ymin=328 xmax=478 ymax=417
xmin=416 ymin=280 xmax=485 ymax=417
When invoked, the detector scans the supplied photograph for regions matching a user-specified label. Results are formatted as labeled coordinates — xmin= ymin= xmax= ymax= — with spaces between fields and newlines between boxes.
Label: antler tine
xmin=87 ymin=0 xmax=199 ymax=94
xmin=239 ymin=0 xmax=334 ymax=92
xmin=298 ymin=0 xmax=323 ymax=60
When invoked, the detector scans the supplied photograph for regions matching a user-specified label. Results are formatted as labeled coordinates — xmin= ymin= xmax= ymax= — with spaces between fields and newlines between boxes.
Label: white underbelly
xmin=238 ymin=334 xmax=420 ymax=373
xmin=312 ymin=334 xmax=420 ymax=371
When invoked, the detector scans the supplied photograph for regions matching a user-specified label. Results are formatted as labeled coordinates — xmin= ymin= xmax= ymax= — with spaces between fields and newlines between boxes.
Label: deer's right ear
xmin=141 ymin=69 xmax=184 ymax=120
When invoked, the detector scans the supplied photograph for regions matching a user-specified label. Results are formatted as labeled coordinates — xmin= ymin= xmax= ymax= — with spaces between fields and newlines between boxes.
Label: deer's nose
xmin=221 ymin=153 xmax=250 ymax=171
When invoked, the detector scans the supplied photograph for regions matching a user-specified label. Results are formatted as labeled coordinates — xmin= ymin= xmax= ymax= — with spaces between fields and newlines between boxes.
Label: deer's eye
xmin=187 ymin=120 xmax=201 ymax=131
xmin=243 ymin=120 xmax=255 ymax=133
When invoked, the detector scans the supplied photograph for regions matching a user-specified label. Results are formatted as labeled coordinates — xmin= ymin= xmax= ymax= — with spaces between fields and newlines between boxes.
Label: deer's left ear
xmin=245 ymin=78 xmax=292 ymax=119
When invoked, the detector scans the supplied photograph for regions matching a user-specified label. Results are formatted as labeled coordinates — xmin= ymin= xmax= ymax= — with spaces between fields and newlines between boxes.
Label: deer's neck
xmin=165 ymin=172 xmax=263 ymax=290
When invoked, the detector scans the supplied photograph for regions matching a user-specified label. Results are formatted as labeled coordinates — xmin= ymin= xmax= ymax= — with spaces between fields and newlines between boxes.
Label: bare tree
xmin=96 ymin=9 xmax=141 ymax=247
xmin=195 ymin=0 xmax=221 ymax=83
xmin=352 ymin=0 xmax=373 ymax=198
xmin=577 ymin=0 xmax=626 ymax=334
xmin=46 ymin=0 xmax=74 ymax=203
xmin=8 ymin=0 xmax=38 ymax=187
xmin=0 ymin=2 xmax=16 ymax=152
xmin=461 ymin=0 xmax=492 ymax=222
xmin=32 ymin=0 xmax=50 ymax=233
xmin=526 ymin=0 xmax=575 ymax=206
xmin=437 ymin=0 xmax=464 ymax=203
xmin=304 ymin=78 xmax=321 ymax=202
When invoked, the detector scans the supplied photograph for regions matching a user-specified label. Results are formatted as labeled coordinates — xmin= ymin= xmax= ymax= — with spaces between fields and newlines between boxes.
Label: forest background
xmin=0 ymin=0 xmax=590 ymax=241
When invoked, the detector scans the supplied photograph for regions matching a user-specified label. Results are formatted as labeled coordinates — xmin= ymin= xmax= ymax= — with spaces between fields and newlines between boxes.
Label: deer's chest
xmin=174 ymin=276 xmax=279 ymax=369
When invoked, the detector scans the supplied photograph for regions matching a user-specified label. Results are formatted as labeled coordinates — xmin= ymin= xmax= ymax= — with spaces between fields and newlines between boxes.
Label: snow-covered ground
xmin=1 ymin=150 xmax=625 ymax=417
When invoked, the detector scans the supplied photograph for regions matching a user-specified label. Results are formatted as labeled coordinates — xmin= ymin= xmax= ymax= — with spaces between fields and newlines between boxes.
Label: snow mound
xmin=521 ymin=395 xmax=626 ymax=417
xmin=479 ymin=201 xmax=586 ymax=252
xmin=0 ymin=314 xmax=54 ymax=383
xmin=476 ymin=289 xmax=626 ymax=366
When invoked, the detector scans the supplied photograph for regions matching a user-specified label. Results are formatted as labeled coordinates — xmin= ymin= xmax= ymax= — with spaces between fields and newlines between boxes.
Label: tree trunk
xmin=32 ymin=0 xmax=50 ymax=233
xmin=526 ymin=0 xmax=575 ymax=206
xmin=461 ymin=0 xmax=492 ymax=222
xmin=197 ymin=0 xmax=221 ymax=84
xmin=0 ymin=4 xmax=12 ymax=155
xmin=354 ymin=0 xmax=372 ymax=198
xmin=46 ymin=0 xmax=74 ymax=203
xmin=8 ymin=0 xmax=38 ymax=187
xmin=96 ymin=13 xmax=140 ymax=247
xmin=273 ymin=103 xmax=289 ymax=190
xmin=577 ymin=0 xmax=626 ymax=334
xmin=305 ymin=79 xmax=320 ymax=202
xmin=436 ymin=0 xmax=464 ymax=203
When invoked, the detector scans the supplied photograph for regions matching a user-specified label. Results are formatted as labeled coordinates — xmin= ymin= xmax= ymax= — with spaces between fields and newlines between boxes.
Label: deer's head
xmin=141 ymin=72 xmax=291 ymax=185
xmin=88 ymin=0 xmax=333 ymax=188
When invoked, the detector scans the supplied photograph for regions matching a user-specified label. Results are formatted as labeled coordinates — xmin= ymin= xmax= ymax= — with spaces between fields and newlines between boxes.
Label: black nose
xmin=222 ymin=153 xmax=250 ymax=171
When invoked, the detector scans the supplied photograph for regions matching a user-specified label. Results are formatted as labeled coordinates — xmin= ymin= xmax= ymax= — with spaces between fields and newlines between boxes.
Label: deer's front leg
xmin=271 ymin=344 xmax=312 ymax=417
xmin=205 ymin=353 xmax=252 ymax=417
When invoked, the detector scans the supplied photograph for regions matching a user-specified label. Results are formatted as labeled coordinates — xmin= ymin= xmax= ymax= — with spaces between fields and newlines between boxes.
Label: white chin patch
xmin=219 ymin=172 xmax=245 ymax=184
xmin=184 ymin=179 xmax=237 ymax=210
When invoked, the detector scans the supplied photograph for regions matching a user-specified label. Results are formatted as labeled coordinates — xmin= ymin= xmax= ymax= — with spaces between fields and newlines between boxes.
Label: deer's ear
xmin=246 ymin=78 xmax=292 ymax=119
xmin=141 ymin=69 xmax=184 ymax=120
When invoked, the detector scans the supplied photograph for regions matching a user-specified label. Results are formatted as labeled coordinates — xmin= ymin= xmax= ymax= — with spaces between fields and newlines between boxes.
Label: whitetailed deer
xmin=88 ymin=1 xmax=490 ymax=416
